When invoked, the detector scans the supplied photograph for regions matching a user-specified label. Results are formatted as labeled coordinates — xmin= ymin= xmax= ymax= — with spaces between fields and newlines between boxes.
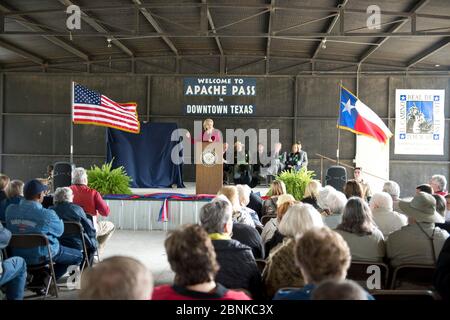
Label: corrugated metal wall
xmin=0 ymin=72 xmax=448 ymax=197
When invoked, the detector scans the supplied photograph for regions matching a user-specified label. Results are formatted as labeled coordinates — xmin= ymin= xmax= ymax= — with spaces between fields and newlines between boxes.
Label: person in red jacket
xmin=70 ymin=167 xmax=115 ymax=254
xmin=152 ymin=224 xmax=251 ymax=300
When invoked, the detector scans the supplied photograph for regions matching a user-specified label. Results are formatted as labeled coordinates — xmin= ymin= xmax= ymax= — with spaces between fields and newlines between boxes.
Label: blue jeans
xmin=52 ymin=245 xmax=83 ymax=279
xmin=0 ymin=257 xmax=27 ymax=300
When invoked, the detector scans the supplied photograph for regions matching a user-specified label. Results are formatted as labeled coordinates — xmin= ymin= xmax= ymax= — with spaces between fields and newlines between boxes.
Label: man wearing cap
xmin=386 ymin=192 xmax=449 ymax=267
xmin=5 ymin=179 xmax=83 ymax=282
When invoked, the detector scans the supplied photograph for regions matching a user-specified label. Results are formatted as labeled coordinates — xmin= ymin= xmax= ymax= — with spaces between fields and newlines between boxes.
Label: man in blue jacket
xmin=50 ymin=187 xmax=97 ymax=266
xmin=5 ymin=179 xmax=83 ymax=281
xmin=0 ymin=222 xmax=27 ymax=300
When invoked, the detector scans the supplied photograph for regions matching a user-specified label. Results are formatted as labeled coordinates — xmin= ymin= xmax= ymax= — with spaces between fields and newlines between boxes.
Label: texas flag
xmin=338 ymin=86 xmax=392 ymax=144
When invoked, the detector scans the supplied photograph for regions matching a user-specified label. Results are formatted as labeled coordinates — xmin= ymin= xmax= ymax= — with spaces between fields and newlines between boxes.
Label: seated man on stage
xmin=232 ymin=142 xmax=258 ymax=187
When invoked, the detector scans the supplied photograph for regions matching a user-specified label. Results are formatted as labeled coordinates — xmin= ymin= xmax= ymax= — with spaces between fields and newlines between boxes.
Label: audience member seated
xmin=383 ymin=180 xmax=403 ymax=214
xmin=5 ymin=180 xmax=83 ymax=284
xmin=353 ymin=167 xmax=372 ymax=202
xmin=262 ymin=180 xmax=286 ymax=216
xmin=311 ymin=279 xmax=368 ymax=300
xmin=317 ymin=186 xmax=347 ymax=229
xmin=343 ymin=179 xmax=365 ymax=199
xmin=0 ymin=221 xmax=26 ymax=300
xmin=199 ymin=199 xmax=262 ymax=299
xmin=218 ymin=186 xmax=255 ymax=228
xmin=416 ymin=184 xmax=433 ymax=195
xmin=301 ymin=180 xmax=323 ymax=211
xmin=248 ymin=191 xmax=263 ymax=219
xmin=335 ymin=197 xmax=385 ymax=262
xmin=273 ymin=227 xmax=374 ymax=300
xmin=445 ymin=194 xmax=450 ymax=221
xmin=70 ymin=167 xmax=115 ymax=254
xmin=79 ymin=256 xmax=153 ymax=300
xmin=430 ymin=174 xmax=448 ymax=196
xmin=0 ymin=174 xmax=10 ymax=202
xmin=370 ymin=192 xmax=407 ymax=237
xmin=236 ymin=184 xmax=262 ymax=228
xmin=261 ymin=194 xmax=295 ymax=244
xmin=284 ymin=142 xmax=308 ymax=171
xmin=50 ymin=187 xmax=98 ymax=265
xmin=0 ymin=180 xmax=24 ymax=221
xmin=231 ymin=222 xmax=264 ymax=260
xmin=152 ymin=224 xmax=251 ymax=300
xmin=263 ymin=203 xmax=324 ymax=298
xmin=252 ymin=143 xmax=272 ymax=181
xmin=37 ymin=178 xmax=53 ymax=209
xmin=433 ymin=194 xmax=450 ymax=233
xmin=387 ymin=192 xmax=449 ymax=267
xmin=434 ymin=237 xmax=450 ymax=301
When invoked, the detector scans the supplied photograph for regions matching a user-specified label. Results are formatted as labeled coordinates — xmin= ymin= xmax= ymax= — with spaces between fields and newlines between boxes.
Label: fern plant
xmin=87 ymin=160 xmax=132 ymax=195
xmin=273 ymin=167 xmax=316 ymax=200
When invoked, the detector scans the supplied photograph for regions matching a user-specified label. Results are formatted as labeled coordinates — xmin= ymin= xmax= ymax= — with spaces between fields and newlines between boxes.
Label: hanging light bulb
xmin=107 ymin=38 xmax=112 ymax=48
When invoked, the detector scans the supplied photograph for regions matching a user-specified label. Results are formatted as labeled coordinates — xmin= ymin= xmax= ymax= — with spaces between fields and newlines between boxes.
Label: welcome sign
xmin=183 ymin=77 xmax=256 ymax=115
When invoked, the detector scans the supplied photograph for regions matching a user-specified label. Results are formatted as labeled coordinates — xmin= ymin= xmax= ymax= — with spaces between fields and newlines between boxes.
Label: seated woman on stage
xmin=284 ymin=142 xmax=308 ymax=171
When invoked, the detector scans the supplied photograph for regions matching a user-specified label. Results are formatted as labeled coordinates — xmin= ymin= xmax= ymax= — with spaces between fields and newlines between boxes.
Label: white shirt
xmin=372 ymin=207 xmax=408 ymax=238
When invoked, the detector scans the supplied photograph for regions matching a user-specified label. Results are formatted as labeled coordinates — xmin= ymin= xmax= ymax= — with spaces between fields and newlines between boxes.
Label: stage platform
xmin=129 ymin=182 xmax=270 ymax=196
xmin=100 ymin=182 xmax=270 ymax=231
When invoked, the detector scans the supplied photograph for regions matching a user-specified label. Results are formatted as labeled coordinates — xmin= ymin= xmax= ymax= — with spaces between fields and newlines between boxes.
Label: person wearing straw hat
xmin=386 ymin=192 xmax=449 ymax=268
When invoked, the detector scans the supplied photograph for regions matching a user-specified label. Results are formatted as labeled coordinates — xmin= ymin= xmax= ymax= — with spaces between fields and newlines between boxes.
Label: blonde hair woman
xmin=261 ymin=194 xmax=296 ymax=244
xmin=218 ymin=186 xmax=255 ymax=228
xmin=263 ymin=203 xmax=324 ymax=298
xmin=262 ymin=180 xmax=287 ymax=216
xmin=302 ymin=180 xmax=322 ymax=210
xmin=186 ymin=118 xmax=222 ymax=143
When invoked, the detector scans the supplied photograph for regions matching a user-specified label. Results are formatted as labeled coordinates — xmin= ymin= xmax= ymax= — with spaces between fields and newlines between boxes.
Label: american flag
xmin=72 ymin=82 xmax=140 ymax=134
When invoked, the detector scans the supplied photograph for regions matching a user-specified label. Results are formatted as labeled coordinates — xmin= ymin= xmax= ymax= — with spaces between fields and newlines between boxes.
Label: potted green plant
xmin=271 ymin=167 xmax=316 ymax=200
xmin=87 ymin=160 xmax=132 ymax=195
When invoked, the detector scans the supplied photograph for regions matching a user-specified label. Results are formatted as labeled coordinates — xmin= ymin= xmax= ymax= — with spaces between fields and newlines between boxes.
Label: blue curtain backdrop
xmin=107 ymin=122 xmax=184 ymax=188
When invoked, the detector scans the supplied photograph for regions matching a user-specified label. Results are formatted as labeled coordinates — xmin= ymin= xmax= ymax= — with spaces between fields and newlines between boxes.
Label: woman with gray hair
xmin=199 ymin=198 xmax=263 ymax=299
xmin=262 ymin=203 xmax=324 ymax=298
xmin=51 ymin=187 xmax=97 ymax=265
xmin=317 ymin=186 xmax=347 ymax=229
xmin=0 ymin=180 xmax=24 ymax=221
xmin=70 ymin=167 xmax=114 ymax=254
xmin=370 ymin=192 xmax=407 ymax=237
xmin=335 ymin=197 xmax=385 ymax=262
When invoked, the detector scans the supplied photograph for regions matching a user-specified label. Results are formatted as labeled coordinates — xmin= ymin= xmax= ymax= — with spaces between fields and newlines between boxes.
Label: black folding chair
xmin=347 ymin=261 xmax=390 ymax=289
xmin=371 ymin=289 xmax=441 ymax=301
xmin=390 ymin=264 xmax=436 ymax=290
xmin=62 ymin=221 xmax=91 ymax=271
xmin=7 ymin=234 xmax=58 ymax=299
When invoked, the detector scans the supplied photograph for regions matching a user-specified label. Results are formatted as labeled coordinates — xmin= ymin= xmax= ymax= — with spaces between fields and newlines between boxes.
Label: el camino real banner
xmin=183 ymin=77 xmax=256 ymax=115
xmin=395 ymin=89 xmax=445 ymax=155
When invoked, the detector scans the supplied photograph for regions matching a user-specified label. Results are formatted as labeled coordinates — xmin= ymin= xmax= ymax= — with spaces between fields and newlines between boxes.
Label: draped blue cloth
xmin=107 ymin=122 xmax=184 ymax=188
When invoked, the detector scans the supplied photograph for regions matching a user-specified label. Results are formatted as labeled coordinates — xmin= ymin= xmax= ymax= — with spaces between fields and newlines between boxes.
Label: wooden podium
xmin=195 ymin=142 xmax=223 ymax=195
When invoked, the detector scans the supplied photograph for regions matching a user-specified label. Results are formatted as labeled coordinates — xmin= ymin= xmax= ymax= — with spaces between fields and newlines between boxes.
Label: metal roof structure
xmin=0 ymin=0 xmax=449 ymax=75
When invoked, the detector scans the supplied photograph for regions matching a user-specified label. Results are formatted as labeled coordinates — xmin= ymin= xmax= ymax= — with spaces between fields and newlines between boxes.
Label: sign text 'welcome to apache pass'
xmin=183 ymin=77 xmax=256 ymax=116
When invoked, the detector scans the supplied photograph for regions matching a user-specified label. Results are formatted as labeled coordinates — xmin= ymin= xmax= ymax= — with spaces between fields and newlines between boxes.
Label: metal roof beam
xmin=265 ymin=0 xmax=275 ymax=74
xmin=358 ymin=0 xmax=430 ymax=64
xmin=57 ymin=0 xmax=134 ymax=57
xmin=202 ymin=0 xmax=224 ymax=56
xmin=312 ymin=0 xmax=348 ymax=59
xmin=0 ymin=3 xmax=89 ymax=61
xmin=407 ymin=37 xmax=450 ymax=68
xmin=132 ymin=0 xmax=179 ymax=56
xmin=0 ymin=39 xmax=44 ymax=64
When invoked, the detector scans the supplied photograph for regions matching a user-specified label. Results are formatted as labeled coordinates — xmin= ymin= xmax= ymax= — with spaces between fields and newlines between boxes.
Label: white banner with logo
xmin=395 ymin=89 xmax=445 ymax=155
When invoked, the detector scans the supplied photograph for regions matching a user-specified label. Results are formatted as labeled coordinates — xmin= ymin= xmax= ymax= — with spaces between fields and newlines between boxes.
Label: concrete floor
xmin=25 ymin=229 xmax=172 ymax=300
